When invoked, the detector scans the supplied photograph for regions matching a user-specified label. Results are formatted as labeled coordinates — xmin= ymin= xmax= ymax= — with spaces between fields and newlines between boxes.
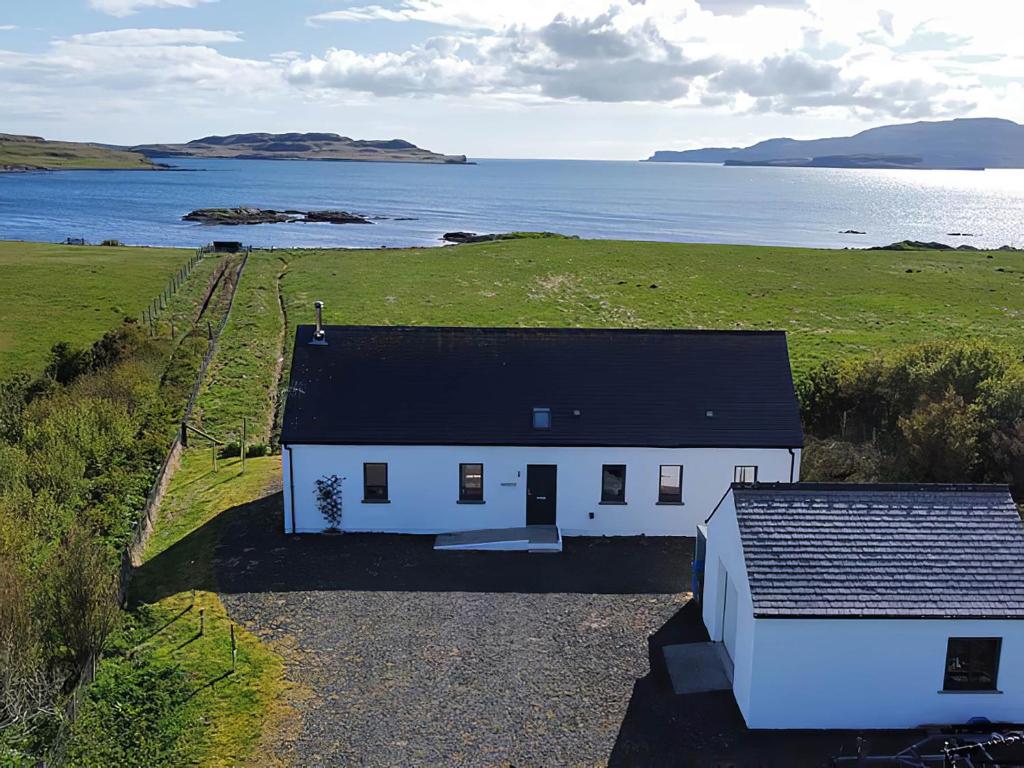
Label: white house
xmin=702 ymin=482 xmax=1024 ymax=729
xmin=280 ymin=321 xmax=803 ymax=539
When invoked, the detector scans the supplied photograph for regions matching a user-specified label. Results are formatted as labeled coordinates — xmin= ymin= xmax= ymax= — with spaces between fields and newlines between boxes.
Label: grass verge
xmin=67 ymin=453 xmax=289 ymax=766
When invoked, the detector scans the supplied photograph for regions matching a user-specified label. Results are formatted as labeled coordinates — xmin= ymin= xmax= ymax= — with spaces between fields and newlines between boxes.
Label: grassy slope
xmin=279 ymin=239 xmax=1024 ymax=377
xmin=0 ymin=241 xmax=193 ymax=372
xmin=194 ymin=252 xmax=288 ymax=445
xmin=126 ymin=453 xmax=289 ymax=767
xmin=0 ymin=135 xmax=156 ymax=170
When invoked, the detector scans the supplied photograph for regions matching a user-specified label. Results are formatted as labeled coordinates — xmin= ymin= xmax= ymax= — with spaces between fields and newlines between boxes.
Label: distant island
xmin=643 ymin=118 xmax=1024 ymax=170
xmin=0 ymin=133 xmax=159 ymax=172
xmin=125 ymin=132 xmax=469 ymax=165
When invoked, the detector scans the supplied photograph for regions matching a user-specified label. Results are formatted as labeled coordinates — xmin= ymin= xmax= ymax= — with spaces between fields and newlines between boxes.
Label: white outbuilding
xmin=280 ymin=322 xmax=804 ymax=544
xmin=702 ymin=483 xmax=1024 ymax=729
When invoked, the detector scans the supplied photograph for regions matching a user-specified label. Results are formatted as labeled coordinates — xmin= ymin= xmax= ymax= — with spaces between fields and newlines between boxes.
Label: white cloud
xmin=89 ymin=0 xmax=217 ymax=18
xmin=67 ymin=28 xmax=242 ymax=46
xmin=696 ymin=0 xmax=807 ymax=15
xmin=287 ymin=1 xmax=991 ymax=119
xmin=0 ymin=25 xmax=17 ymax=31
xmin=2 ymin=0 xmax=1021 ymax=151
xmin=0 ymin=27 xmax=275 ymax=97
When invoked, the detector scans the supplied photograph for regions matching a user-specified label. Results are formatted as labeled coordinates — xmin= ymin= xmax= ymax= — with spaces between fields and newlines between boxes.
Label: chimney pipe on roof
xmin=310 ymin=300 xmax=327 ymax=345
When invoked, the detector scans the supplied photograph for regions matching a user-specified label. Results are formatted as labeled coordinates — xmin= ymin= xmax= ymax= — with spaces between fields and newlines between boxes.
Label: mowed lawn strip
xmin=279 ymin=239 xmax=1024 ymax=377
xmin=123 ymin=453 xmax=290 ymax=767
xmin=194 ymin=251 xmax=288 ymax=446
xmin=0 ymin=241 xmax=193 ymax=372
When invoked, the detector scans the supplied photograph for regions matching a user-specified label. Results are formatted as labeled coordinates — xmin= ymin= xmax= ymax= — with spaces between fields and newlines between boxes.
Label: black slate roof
xmin=731 ymin=483 xmax=1024 ymax=619
xmin=281 ymin=325 xmax=803 ymax=448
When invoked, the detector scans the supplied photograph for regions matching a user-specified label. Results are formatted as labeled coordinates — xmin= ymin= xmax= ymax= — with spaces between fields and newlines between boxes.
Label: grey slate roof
xmin=281 ymin=325 xmax=803 ymax=448
xmin=732 ymin=483 xmax=1024 ymax=619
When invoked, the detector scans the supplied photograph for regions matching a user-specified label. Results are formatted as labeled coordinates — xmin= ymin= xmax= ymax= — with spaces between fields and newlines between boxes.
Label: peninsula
xmin=0 ymin=133 xmax=158 ymax=172
xmin=643 ymin=117 xmax=1024 ymax=170
xmin=128 ymin=132 xmax=469 ymax=164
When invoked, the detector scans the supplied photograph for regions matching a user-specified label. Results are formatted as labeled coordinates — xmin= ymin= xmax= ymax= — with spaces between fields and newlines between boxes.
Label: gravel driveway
xmin=215 ymin=492 xmax=691 ymax=767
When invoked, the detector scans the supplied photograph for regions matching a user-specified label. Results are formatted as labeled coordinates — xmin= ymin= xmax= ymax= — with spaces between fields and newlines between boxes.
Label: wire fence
xmin=140 ymin=249 xmax=204 ymax=337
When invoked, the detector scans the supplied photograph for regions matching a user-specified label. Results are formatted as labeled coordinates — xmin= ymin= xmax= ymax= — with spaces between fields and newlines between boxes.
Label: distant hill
xmin=0 ymin=133 xmax=157 ymax=172
xmin=644 ymin=118 xmax=1024 ymax=170
xmin=127 ymin=132 xmax=469 ymax=165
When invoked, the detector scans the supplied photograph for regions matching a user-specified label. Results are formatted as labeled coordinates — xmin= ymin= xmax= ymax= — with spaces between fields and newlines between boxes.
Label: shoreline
xmin=1 ymin=235 xmax=1020 ymax=254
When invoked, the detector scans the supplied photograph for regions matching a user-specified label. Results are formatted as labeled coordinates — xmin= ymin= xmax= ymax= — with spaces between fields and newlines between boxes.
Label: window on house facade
xmin=601 ymin=464 xmax=626 ymax=503
xmin=533 ymin=407 xmax=551 ymax=429
xmin=943 ymin=637 xmax=1001 ymax=691
xmin=363 ymin=462 xmax=388 ymax=501
xmin=734 ymin=465 xmax=758 ymax=483
xmin=659 ymin=465 xmax=683 ymax=503
xmin=459 ymin=463 xmax=484 ymax=502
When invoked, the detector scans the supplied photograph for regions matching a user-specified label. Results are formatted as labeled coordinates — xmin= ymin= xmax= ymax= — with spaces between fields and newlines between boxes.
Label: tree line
xmin=0 ymin=321 xmax=205 ymax=763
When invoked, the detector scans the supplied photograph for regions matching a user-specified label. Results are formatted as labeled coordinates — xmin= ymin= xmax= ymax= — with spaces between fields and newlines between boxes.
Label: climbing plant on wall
xmin=315 ymin=474 xmax=344 ymax=531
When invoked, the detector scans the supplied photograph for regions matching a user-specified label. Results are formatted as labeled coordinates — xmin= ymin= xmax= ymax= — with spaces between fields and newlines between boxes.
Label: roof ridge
xmin=295 ymin=324 xmax=788 ymax=336
xmin=733 ymin=481 xmax=1012 ymax=494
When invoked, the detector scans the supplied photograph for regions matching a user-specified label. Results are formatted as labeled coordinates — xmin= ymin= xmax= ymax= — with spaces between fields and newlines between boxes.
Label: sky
xmin=0 ymin=0 xmax=1021 ymax=159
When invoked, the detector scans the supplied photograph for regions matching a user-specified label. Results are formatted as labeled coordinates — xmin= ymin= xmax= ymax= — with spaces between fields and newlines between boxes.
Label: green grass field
xmin=0 ymin=134 xmax=156 ymax=170
xmin=0 ymin=241 xmax=193 ymax=372
xmin=279 ymin=239 xmax=1024 ymax=377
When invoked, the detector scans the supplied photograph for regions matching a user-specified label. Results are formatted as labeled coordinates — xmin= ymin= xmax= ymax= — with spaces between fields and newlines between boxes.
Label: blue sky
xmin=0 ymin=1 xmax=1019 ymax=159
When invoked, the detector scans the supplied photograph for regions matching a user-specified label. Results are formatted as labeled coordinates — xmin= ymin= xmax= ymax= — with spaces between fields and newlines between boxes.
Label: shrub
xmin=42 ymin=525 xmax=120 ymax=672
xmin=0 ymin=548 xmax=63 ymax=737
xmin=898 ymin=390 xmax=981 ymax=481
xmin=800 ymin=437 xmax=885 ymax=483
xmin=65 ymin=653 xmax=198 ymax=767
xmin=219 ymin=441 xmax=268 ymax=459
xmin=798 ymin=340 xmax=1024 ymax=497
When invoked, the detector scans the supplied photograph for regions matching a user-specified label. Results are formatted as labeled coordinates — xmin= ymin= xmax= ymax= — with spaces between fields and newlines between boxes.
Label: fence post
xmin=212 ymin=442 xmax=217 ymax=473
xmin=241 ymin=418 xmax=246 ymax=474
xmin=230 ymin=624 xmax=237 ymax=672
xmin=199 ymin=608 xmax=205 ymax=637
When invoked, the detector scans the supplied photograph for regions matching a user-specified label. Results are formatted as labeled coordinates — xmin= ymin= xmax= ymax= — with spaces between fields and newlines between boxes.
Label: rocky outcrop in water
xmin=441 ymin=231 xmax=578 ymax=244
xmin=182 ymin=207 xmax=372 ymax=225
xmin=868 ymin=240 xmax=1022 ymax=252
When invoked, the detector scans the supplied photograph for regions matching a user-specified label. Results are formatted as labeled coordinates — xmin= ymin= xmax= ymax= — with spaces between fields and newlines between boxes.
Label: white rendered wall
xmin=282 ymin=444 xmax=799 ymax=536
xmin=746 ymin=617 xmax=1024 ymax=729
xmin=702 ymin=493 xmax=757 ymax=716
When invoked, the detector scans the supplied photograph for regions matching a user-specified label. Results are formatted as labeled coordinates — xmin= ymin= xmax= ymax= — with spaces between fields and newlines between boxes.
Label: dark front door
xmin=526 ymin=465 xmax=557 ymax=525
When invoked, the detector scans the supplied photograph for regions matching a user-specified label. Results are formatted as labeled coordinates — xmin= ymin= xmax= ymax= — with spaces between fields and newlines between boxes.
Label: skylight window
xmin=533 ymin=407 xmax=551 ymax=429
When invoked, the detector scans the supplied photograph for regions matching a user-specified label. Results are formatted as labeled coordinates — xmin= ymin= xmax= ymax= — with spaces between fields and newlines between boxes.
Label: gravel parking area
xmin=215 ymin=493 xmax=691 ymax=767
xmin=212 ymin=494 xmax=1023 ymax=767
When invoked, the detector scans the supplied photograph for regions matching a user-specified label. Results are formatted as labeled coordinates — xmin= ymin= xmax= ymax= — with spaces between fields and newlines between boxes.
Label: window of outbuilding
xmin=459 ymin=463 xmax=484 ymax=502
xmin=658 ymin=465 xmax=683 ymax=503
xmin=943 ymin=637 xmax=1001 ymax=692
xmin=734 ymin=465 xmax=758 ymax=483
xmin=601 ymin=464 xmax=626 ymax=504
xmin=363 ymin=463 xmax=388 ymax=502
xmin=533 ymin=407 xmax=551 ymax=429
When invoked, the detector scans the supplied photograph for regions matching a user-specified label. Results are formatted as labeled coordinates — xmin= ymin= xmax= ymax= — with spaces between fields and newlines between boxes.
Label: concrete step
xmin=434 ymin=525 xmax=562 ymax=552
